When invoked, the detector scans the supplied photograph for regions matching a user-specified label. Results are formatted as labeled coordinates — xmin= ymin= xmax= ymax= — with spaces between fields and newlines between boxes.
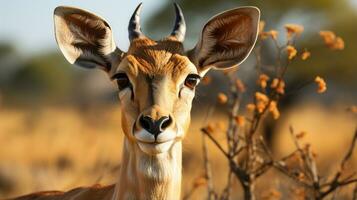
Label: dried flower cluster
xmin=202 ymin=76 xmax=212 ymax=85
xmin=269 ymin=101 xmax=280 ymax=119
xmin=184 ymin=21 xmax=355 ymax=200
xmin=301 ymin=49 xmax=311 ymax=60
xmin=217 ymin=93 xmax=228 ymax=104
xmin=285 ymin=24 xmax=304 ymax=39
xmin=319 ymin=31 xmax=345 ymax=50
xmin=286 ymin=45 xmax=297 ymax=60
xmin=271 ymin=79 xmax=285 ymax=94
xmin=314 ymin=76 xmax=327 ymax=93
xmin=235 ymin=115 xmax=246 ymax=127
xmin=255 ymin=92 xmax=269 ymax=113
xmin=257 ymin=74 xmax=270 ymax=89
xmin=260 ymin=30 xmax=278 ymax=40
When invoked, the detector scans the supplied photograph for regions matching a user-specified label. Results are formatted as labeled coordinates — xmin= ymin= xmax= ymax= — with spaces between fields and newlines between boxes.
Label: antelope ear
xmin=188 ymin=7 xmax=260 ymax=72
xmin=54 ymin=6 xmax=123 ymax=72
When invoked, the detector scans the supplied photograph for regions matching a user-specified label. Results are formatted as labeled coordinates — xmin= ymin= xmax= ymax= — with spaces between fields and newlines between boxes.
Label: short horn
xmin=128 ymin=3 xmax=144 ymax=41
xmin=170 ymin=3 xmax=186 ymax=42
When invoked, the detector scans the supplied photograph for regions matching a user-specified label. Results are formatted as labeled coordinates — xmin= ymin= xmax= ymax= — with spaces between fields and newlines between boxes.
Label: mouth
xmin=137 ymin=139 xmax=174 ymax=155
xmin=132 ymin=122 xmax=180 ymax=155
xmin=136 ymin=139 xmax=173 ymax=145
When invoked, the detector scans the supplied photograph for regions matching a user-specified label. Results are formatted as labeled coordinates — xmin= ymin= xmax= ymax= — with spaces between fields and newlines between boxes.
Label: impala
xmin=9 ymin=3 xmax=259 ymax=200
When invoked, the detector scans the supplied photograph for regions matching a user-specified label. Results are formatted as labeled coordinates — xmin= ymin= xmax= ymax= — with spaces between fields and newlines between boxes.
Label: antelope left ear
xmin=54 ymin=6 xmax=123 ymax=72
xmin=187 ymin=7 xmax=260 ymax=72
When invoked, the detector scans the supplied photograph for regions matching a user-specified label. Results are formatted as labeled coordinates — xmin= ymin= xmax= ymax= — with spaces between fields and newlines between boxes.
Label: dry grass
xmin=0 ymin=106 xmax=227 ymax=199
xmin=0 ymin=103 xmax=355 ymax=199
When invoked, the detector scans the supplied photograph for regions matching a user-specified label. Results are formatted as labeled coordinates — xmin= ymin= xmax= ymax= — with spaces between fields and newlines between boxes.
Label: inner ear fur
xmin=54 ymin=6 xmax=123 ymax=71
xmin=188 ymin=7 xmax=260 ymax=71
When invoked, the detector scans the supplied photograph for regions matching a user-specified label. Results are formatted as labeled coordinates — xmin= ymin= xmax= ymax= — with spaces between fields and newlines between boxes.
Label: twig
xmin=340 ymin=129 xmax=357 ymax=171
xmin=202 ymin=132 xmax=216 ymax=200
xmin=201 ymin=105 xmax=217 ymax=200
xmin=353 ymin=183 xmax=357 ymax=200
xmin=201 ymin=128 xmax=230 ymax=159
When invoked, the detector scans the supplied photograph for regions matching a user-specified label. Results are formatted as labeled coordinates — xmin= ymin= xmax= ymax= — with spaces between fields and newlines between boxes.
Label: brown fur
xmin=7 ymin=185 xmax=115 ymax=200
xmin=125 ymin=38 xmax=190 ymax=79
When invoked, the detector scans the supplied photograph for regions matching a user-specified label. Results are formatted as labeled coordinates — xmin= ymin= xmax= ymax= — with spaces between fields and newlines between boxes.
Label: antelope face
xmin=114 ymin=39 xmax=199 ymax=155
xmin=54 ymin=3 xmax=260 ymax=155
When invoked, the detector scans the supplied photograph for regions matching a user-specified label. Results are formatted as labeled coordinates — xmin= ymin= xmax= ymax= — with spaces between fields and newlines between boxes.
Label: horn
xmin=128 ymin=3 xmax=144 ymax=41
xmin=170 ymin=3 xmax=186 ymax=42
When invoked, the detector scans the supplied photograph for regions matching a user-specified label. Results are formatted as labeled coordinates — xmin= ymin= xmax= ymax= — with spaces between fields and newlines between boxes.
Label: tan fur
xmin=125 ymin=38 xmax=189 ymax=78
xmin=9 ymin=5 xmax=259 ymax=200
xmin=109 ymin=38 xmax=191 ymax=200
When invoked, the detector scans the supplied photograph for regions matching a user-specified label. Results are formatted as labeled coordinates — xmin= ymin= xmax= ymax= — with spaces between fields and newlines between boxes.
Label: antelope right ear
xmin=54 ymin=6 xmax=124 ymax=72
xmin=187 ymin=7 xmax=260 ymax=73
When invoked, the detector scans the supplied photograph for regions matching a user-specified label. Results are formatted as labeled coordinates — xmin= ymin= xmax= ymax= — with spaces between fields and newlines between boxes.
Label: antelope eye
xmin=184 ymin=74 xmax=201 ymax=90
xmin=112 ymin=73 xmax=131 ymax=90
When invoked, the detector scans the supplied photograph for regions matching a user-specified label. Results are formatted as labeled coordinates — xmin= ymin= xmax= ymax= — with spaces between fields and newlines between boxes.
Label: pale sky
xmin=2 ymin=0 xmax=357 ymax=56
xmin=0 ymin=0 xmax=165 ymax=55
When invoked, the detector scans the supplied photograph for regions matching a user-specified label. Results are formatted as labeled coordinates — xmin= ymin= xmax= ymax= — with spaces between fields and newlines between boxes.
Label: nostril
xmin=139 ymin=116 xmax=152 ymax=131
xmin=139 ymin=115 xmax=172 ymax=137
xmin=160 ymin=116 xmax=172 ymax=130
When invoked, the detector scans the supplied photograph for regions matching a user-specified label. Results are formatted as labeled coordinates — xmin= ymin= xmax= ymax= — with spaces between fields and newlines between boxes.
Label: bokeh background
xmin=0 ymin=0 xmax=356 ymax=199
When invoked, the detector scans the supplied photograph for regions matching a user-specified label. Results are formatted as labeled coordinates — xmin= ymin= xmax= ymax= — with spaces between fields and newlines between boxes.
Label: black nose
xmin=139 ymin=115 xmax=172 ymax=139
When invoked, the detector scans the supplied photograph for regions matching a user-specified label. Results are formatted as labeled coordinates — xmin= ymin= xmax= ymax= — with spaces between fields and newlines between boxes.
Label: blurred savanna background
xmin=0 ymin=0 xmax=356 ymax=199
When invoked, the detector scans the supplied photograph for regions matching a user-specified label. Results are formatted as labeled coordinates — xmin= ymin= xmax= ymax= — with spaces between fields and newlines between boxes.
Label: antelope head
xmin=54 ymin=3 xmax=260 ymax=155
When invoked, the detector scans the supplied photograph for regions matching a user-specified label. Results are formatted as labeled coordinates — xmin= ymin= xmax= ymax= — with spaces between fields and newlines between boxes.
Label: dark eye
xmin=112 ymin=73 xmax=131 ymax=90
xmin=184 ymin=74 xmax=201 ymax=90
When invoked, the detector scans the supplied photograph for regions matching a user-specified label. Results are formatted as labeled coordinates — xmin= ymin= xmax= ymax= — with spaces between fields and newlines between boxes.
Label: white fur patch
xmin=138 ymin=140 xmax=174 ymax=155
xmin=135 ymin=129 xmax=177 ymax=154
xmin=135 ymin=129 xmax=176 ymax=143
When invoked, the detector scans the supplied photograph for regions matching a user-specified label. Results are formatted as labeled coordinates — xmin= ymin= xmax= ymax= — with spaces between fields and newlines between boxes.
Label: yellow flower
xmin=205 ymin=123 xmax=215 ymax=133
xmin=234 ymin=116 xmax=245 ymax=127
xmin=285 ymin=24 xmax=304 ymax=39
xmin=255 ymin=92 xmax=269 ymax=113
xmin=201 ymin=76 xmax=212 ymax=85
xmin=269 ymin=101 xmax=280 ymax=119
xmin=270 ymin=78 xmax=279 ymax=89
xmin=268 ymin=30 xmax=279 ymax=40
xmin=255 ymin=92 xmax=269 ymax=103
xmin=276 ymin=79 xmax=285 ymax=95
xmin=301 ymin=50 xmax=311 ymax=60
xmin=256 ymin=102 xmax=266 ymax=113
xmin=333 ymin=37 xmax=344 ymax=50
xmin=259 ymin=20 xmax=266 ymax=34
xmin=261 ymin=30 xmax=279 ymax=40
xmin=246 ymin=103 xmax=256 ymax=112
xmin=217 ymin=93 xmax=228 ymax=104
xmin=260 ymin=32 xmax=269 ymax=40
xmin=268 ymin=78 xmax=285 ymax=94
xmin=319 ymin=31 xmax=336 ymax=45
xmin=286 ymin=45 xmax=297 ymax=60
xmin=257 ymin=74 xmax=270 ymax=89
xmin=319 ymin=31 xmax=345 ymax=50
xmin=314 ymin=76 xmax=327 ymax=93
